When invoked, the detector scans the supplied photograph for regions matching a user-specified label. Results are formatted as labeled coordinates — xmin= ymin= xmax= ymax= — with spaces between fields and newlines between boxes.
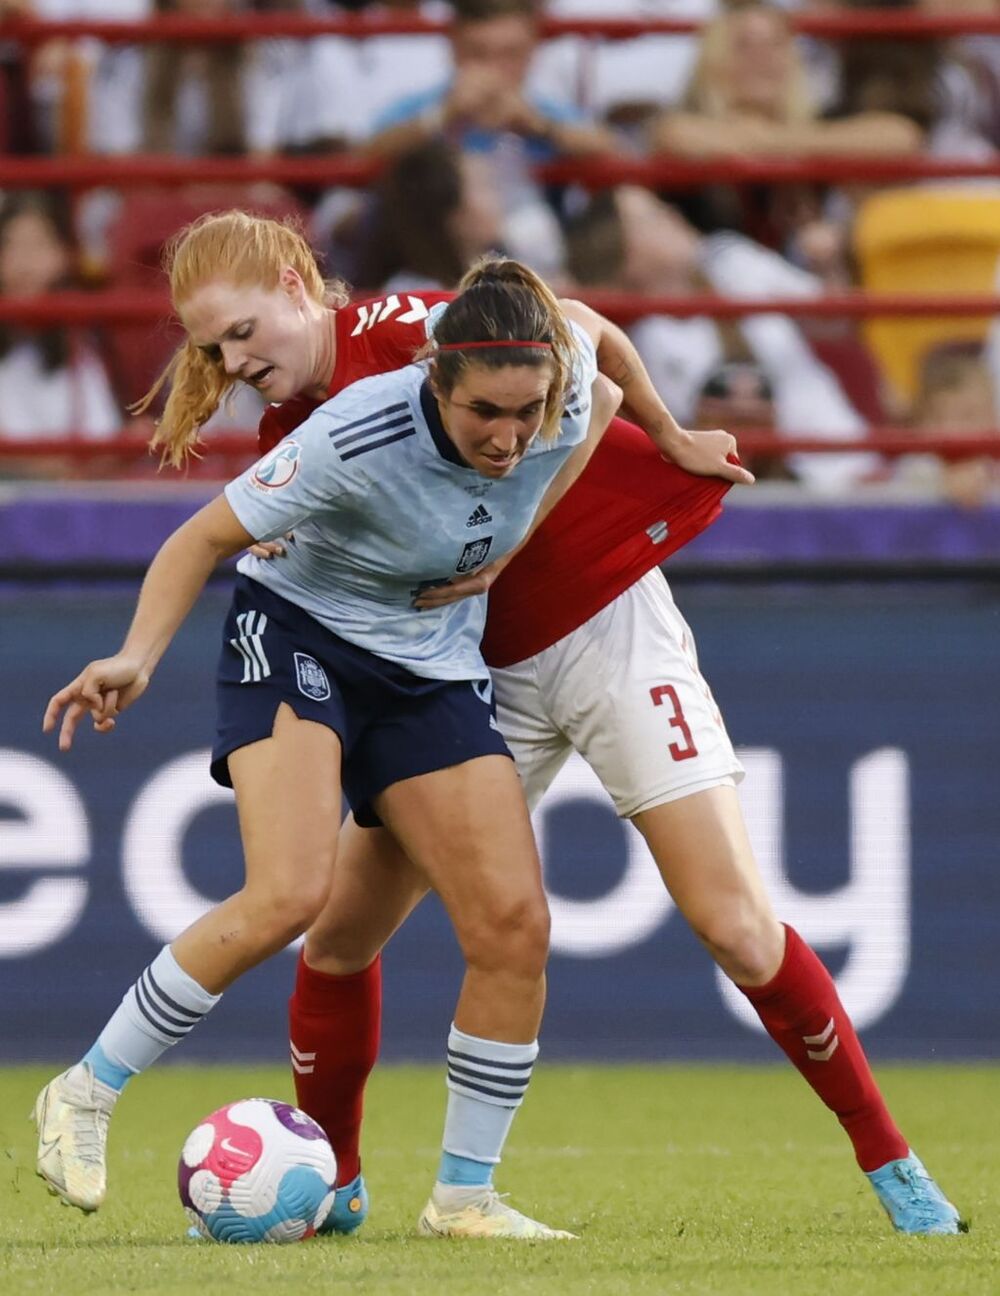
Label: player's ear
xmin=278 ymin=266 xmax=305 ymax=303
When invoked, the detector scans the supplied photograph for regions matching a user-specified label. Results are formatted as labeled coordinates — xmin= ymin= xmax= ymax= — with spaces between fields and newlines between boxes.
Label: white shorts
xmin=493 ymin=568 xmax=744 ymax=819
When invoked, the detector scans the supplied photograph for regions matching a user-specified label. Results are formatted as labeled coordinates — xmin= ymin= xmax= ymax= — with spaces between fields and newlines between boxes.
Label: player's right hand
xmin=42 ymin=655 xmax=150 ymax=752
xmin=248 ymin=531 xmax=293 ymax=560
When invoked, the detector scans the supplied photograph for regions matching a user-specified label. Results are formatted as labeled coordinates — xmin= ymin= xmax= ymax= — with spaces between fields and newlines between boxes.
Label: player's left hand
xmin=412 ymin=559 xmax=506 ymax=609
xmin=660 ymin=427 xmax=756 ymax=485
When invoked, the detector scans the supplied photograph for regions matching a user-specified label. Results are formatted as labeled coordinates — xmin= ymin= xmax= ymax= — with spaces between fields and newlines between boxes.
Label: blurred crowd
xmin=1 ymin=0 xmax=1000 ymax=503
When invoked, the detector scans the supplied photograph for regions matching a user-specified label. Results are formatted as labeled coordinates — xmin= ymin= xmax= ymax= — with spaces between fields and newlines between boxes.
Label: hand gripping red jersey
xmin=257 ymin=291 xmax=730 ymax=669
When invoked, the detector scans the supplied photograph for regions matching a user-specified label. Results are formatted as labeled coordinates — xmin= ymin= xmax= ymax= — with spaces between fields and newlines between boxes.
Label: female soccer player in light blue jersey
xmin=35 ymin=257 xmax=622 ymax=1239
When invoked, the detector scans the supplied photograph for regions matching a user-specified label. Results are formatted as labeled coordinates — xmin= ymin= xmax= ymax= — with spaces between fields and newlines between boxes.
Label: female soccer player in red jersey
xmin=144 ymin=212 xmax=960 ymax=1238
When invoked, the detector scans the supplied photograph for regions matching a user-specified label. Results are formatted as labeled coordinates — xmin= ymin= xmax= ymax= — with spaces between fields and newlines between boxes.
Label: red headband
xmin=437 ymin=340 xmax=553 ymax=351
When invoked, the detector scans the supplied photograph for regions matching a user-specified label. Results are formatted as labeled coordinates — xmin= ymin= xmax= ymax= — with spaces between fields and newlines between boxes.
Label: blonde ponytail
xmin=135 ymin=340 xmax=237 ymax=469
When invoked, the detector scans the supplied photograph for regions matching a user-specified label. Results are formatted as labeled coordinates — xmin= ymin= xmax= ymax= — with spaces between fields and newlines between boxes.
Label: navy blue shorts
xmin=211 ymin=575 xmax=511 ymax=827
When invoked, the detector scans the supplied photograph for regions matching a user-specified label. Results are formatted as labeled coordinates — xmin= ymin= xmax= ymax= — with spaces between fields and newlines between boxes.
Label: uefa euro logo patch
xmin=252 ymin=441 xmax=301 ymax=491
xmin=294 ymin=652 xmax=331 ymax=701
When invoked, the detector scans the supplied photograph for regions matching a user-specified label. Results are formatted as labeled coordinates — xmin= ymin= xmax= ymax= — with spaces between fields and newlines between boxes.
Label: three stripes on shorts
xmin=231 ymin=609 xmax=271 ymax=682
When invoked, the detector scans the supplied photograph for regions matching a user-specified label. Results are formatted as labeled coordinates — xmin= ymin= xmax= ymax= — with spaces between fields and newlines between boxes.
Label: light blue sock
xmin=438 ymin=1025 xmax=538 ymax=1187
xmin=89 ymin=945 xmax=221 ymax=1082
xmin=438 ymin=1150 xmax=493 ymax=1187
xmin=82 ymin=1040 xmax=135 ymax=1092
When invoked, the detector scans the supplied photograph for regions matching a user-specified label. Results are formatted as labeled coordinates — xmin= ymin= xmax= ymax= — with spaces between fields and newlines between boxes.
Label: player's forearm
xmin=120 ymin=500 xmax=250 ymax=674
xmin=560 ymin=300 xmax=687 ymax=455
xmin=525 ymin=374 xmax=622 ymax=540
xmin=592 ymin=315 xmax=690 ymax=456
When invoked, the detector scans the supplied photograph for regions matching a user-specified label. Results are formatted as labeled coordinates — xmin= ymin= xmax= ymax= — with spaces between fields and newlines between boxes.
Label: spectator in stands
xmin=897 ymin=341 xmax=999 ymax=508
xmin=647 ymin=2 xmax=924 ymax=249
xmin=25 ymin=0 xmax=152 ymax=154
xmin=356 ymin=139 xmax=508 ymax=290
xmin=299 ymin=1 xmax=454 ymax=150
xmin=693 ymin=360 xmax=796 ymax=482
xmin=34 ymin=0 xmax=307 ymax=157
xmin=815 ymin=0 xmax=996 ymax=159
xmin=143 ymin=0 xmax=312 ymax=156
xmin=0 ymin=192 xmax=120 ymax=467
xmin=352 ymin=1 xmax=585 ymax=277
xmin=929 ymin=0 xmax=1000 ymax=153
xmin=142 ymin=0 xmax=245 ymax=155
xmin=565 ymin=184 xmax=876 ymax=490
xmin=0 ymin=0 xmax=39 ymax=153
xmin=365 ymin=0 xmax=616 ymax=160
xmin=651 ymin=2 xmax=924 ymax=159
xmin=536 ymin=0 xmax=719 ymax=138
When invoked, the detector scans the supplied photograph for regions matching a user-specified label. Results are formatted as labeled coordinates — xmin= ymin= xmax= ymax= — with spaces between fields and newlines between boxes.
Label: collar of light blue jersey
xmin=420 ymin=378 xmax=471 ymax=469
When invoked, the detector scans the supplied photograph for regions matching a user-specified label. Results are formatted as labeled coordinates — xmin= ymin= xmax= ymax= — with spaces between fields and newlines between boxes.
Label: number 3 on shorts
xmin=650 ymin=684 xmax=699 ymax=761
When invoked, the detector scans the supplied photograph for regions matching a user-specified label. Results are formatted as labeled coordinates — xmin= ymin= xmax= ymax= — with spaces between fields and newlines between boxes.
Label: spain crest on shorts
xmin=294 ymin=652 xmax=331 ymax=701
xmin=456 ymin=536 xmax=493 ymax=573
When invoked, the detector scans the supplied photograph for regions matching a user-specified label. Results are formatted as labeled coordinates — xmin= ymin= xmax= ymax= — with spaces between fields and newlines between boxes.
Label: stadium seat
xmin=105 ymin=187 xmax=307 ymax=407
xmin=854 ymin=187 xmax=1000 ymax=406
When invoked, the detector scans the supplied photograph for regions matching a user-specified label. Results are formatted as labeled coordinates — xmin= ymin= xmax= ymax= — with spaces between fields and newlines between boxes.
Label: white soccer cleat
xmin=417 ymin=1186 xmax=577 ymax=1240
xmin=32 ymin=1062 xmax=119 ymax=1212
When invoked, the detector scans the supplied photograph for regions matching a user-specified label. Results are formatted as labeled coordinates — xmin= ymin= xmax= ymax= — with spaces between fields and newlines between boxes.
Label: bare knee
xmin=240 ymin=876 xmax=332 ymax=951
xmin=304 ymin=911 xmax=382 ymax=975
xmin=690 ymin=903 xmax=784 ymax=985
xmin=460 ymin=892 xmax=550 ymax=982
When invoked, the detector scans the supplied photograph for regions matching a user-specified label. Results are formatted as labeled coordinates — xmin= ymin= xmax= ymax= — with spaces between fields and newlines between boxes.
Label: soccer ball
xmin=178 ymin=1098 xmax=337 ymax=1243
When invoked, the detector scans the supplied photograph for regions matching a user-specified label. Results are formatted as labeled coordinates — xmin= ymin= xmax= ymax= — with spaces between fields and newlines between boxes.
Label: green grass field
xmin=1 ymin=1064 xmax=996 ymax=1296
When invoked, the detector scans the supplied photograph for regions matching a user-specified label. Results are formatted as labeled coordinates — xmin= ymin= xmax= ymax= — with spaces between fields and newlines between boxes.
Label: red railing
xmin=2 ymin=432 xmax=998 ymax=463
xmin=5 ymin=11 xmax=1000 ymax=44
xmin=2 ymin=152 xmax=1000 ymax=192
xmin=5 ymin=289 xmax=1000 ymax=328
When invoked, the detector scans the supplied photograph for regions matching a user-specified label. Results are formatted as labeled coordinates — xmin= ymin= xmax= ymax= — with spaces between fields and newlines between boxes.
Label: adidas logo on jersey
xmin=466 ymin=504 xmax=493 ymax=527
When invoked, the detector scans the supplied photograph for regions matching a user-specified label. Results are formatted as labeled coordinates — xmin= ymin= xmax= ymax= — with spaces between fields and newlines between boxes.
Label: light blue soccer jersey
xmin=224 ymin=326 xmax=598 ymax=680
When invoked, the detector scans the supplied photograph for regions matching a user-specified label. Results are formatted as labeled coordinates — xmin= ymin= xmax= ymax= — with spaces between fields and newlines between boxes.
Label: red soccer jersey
xmin=256 ymin=291 xmax=730 ymax=668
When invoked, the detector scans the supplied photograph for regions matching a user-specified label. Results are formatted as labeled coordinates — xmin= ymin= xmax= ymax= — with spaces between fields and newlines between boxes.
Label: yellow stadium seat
xmin=853 ymin=187 xmax=1000 ymax=405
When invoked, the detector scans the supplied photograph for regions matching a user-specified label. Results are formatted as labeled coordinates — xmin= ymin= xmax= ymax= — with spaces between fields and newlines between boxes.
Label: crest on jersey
xmin=456 ymin=537 xmax=493 ymax=573
xmin=252 ymin=441 xmax=301 ymax=491
xmin=294 ymin=652 xmax=331 ymax=701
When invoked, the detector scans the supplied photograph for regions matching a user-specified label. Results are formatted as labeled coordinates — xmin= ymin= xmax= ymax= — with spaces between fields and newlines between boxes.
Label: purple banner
xmin=2 ymin=489 xmax=1000 ymax=567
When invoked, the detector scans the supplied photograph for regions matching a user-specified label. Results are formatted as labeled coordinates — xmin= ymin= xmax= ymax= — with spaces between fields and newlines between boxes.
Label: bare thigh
xmin=633 ymin=784 xmax=784 ymax=985
xmin=305 ymin=816 xmax=430 ymax=974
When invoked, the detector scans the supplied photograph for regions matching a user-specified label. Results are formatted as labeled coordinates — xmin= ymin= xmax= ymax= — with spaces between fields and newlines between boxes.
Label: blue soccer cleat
xmin=866 ymin=1151 xmax=966 ymax=1235
xmin=186 ymin=1173 xmax=369 ymax=1242
xmin=317 ymin=1172 xmax=369 ymax=1236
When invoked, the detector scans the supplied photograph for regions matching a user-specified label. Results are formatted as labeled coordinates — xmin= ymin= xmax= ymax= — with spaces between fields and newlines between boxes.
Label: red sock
xmin=288 ymin=952 xmax=382 ymax=1186
xmin=739 ymin=925 xmax=908 ymax=1172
